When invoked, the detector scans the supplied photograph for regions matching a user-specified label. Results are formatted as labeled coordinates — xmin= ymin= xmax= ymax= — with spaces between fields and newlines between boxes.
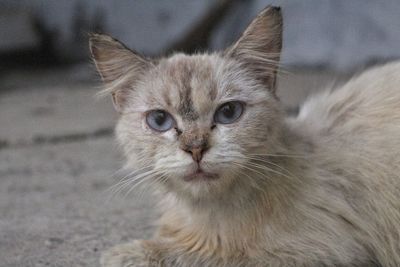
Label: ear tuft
xmin=225 ymin=6 xmax=283 ymax=93
xmin=89 ymin=33 xmax=151 ymax=112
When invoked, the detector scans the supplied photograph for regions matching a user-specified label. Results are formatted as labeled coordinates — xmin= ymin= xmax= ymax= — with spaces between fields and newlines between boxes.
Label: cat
xmin=90 ymin=6 xmax=400 ymax=267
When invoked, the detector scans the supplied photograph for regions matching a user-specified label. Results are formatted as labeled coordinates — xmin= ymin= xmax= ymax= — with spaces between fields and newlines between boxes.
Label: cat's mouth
xmin=183 ymin=166 xmax=219 ymax=182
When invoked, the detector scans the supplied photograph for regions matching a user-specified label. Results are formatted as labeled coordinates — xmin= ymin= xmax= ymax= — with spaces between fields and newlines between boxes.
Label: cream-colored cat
xmin=90 ymin=6 xmax=400 ymax=267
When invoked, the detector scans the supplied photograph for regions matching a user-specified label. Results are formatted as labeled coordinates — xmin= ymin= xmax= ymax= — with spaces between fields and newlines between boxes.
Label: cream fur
xmin=90 ymin=6 xmax=400 ymax=267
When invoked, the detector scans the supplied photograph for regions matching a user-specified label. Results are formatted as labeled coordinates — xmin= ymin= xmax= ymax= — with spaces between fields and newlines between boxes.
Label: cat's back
xmin=294 ymin=61 xmax=400 ymax=148
xmin=289 ymin=62 xmax=400 ymax=266
xmin=291 ymin=60 xmax=400 ymax=192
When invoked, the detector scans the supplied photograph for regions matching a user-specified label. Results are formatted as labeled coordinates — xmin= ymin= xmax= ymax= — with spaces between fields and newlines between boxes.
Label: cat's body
xmin=91 ymin=6 xmax=400 ymax=267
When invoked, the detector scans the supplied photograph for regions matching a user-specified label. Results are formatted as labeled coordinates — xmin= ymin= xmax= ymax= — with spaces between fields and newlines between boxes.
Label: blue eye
xmin=146 ymin=110 xmax=175 ymax=132
xmin=214 ymin=101 xmax=244 ymax=124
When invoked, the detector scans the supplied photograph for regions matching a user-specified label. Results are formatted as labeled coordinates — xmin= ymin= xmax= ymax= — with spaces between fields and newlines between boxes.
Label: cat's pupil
xmin=154 ymin=111 xmax=166 ymax=125
xmin=222 ymin=103 xmax=235 ymax=118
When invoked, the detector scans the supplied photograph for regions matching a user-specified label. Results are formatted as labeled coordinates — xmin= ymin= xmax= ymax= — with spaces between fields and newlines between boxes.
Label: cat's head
xmin=90 ymin=7 xmax=283 ymax=200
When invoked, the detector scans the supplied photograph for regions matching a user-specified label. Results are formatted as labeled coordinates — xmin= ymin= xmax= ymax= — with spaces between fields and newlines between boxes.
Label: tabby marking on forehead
xmin=164 ymin=55 xmax=219 ymax=121
xmin=162 ymin=89 xmax=172 ymax=107
xmin=178 ymin=66 xmax=198 ymax=121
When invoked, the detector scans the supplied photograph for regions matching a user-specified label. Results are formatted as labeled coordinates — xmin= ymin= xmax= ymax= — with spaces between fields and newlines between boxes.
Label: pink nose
xmin=179 ymin=129 xmax=209 ymax=162
xmin=181 ymin=142 xmax=208 ymax=162
xmin=185 ymin=147 xmax=204 ymax=162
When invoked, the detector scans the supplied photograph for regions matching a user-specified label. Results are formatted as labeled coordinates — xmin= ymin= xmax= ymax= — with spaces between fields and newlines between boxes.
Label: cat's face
xmin=116 ymin=53 xmax=282 ymax=198
xmin=90 ymin=7 xmax=283 ymax=200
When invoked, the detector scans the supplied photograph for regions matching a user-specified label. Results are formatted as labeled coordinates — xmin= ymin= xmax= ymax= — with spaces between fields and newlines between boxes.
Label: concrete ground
xmin=0 ymin=65 xmax=348 ymax=267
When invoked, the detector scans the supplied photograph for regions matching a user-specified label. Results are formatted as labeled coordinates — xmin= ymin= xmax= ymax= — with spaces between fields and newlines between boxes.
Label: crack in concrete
xmin=0 ymin=127 xmax=113 ymax=150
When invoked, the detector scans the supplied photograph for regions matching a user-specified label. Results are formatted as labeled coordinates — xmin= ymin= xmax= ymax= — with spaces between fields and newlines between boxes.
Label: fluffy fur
xmin=90 ymin=6 xmax=400 ymax=267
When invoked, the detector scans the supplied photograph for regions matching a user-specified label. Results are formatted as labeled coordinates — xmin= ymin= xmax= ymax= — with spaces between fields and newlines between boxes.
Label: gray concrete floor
xmin=0 ymin=66 xmax=349 ymax=267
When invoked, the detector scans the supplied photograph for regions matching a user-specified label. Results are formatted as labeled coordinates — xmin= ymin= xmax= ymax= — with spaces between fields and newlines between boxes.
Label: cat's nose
xmin=180 ymin=141 xmax=208 ymax=162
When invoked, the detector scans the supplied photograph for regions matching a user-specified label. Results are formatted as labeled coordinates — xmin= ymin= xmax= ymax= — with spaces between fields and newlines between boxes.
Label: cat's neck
xmin=170 ymin=120 xmax=313 ymax=236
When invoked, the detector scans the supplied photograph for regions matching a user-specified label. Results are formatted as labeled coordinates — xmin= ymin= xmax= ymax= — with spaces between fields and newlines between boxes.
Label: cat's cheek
xmin=162 ymin=130 xmax=177 ymax=141
xmin=212 ymin=125 xmax=238 ymax=149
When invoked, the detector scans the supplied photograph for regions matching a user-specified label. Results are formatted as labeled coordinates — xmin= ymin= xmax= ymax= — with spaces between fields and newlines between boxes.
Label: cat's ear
xmin=225 ymin=6 xmax=282 ymax=93
xmin=89 ymin=34 xmax=151 ymax=112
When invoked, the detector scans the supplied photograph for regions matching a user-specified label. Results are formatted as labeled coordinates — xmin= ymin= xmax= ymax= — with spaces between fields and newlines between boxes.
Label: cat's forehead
xmin=160 ymin=54 xmax=216 ymax=80
xmin=148 ymin=54 xmax=225 ymax=120
xmin=136 ymin=53 xmax=270 ymax=120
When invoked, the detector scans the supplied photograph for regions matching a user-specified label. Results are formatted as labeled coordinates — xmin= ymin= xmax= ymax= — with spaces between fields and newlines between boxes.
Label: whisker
xmin=235 ymin=167 xmax=268 ymax=194
xmin=106 ymin=165 xmax=153 ymax=194
xmin=109 ymin=169 xmax=158 ymax=200
xmin=248 ymin=153 xmax=308 ymax=159
xmin=137 ymin=173 xmax=169 ymax=201
xmin=230 ymin=161 xmax=268 ymax=181
xmin=244 ymin=161 xmax=297 ymax=181
xmin=122 ymin=171 xmax=161 ymax=199
xmin=242 ymin=155 xmax=300 ymax=181
xmin=107 ymin=167 xmax=152 ymax=199
xmin=216 ymin=152 xmax=300 ymax=183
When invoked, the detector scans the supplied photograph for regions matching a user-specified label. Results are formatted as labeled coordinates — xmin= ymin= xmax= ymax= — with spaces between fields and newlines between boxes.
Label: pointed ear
xmin=225 ymin=6 xmax=282 ymax=93
xmin=89 ymin=34 xmax=151 ymax=112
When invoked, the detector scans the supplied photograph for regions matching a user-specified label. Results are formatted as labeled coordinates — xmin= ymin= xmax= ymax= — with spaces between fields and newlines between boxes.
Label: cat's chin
xmin=181 ymin=162 xmax=220 ymax=182
xmin=183 ymin=169 xmax=219 ymax=182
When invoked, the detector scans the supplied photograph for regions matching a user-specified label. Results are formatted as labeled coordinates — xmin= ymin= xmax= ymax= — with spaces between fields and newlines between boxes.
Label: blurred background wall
xmin=1 ymin=0 xmax=400 ymax=73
